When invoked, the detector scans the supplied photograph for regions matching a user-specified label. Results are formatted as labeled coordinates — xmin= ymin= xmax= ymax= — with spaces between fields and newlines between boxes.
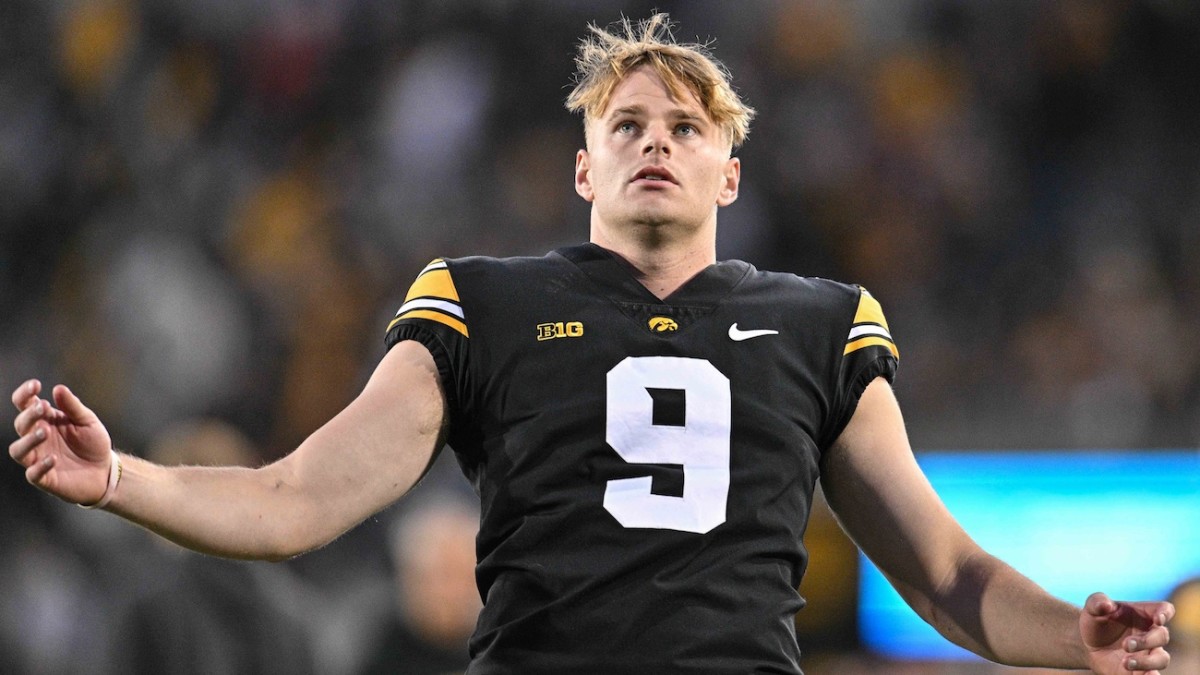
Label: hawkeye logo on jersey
xmin=537 ymin=321 xmax=584 ymax=341
xmin=648 ymin=316 xmax=679 ymax=332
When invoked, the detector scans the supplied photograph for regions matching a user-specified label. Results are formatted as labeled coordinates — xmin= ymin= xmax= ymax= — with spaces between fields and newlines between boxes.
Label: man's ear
xmin=575 ymin=149 xmax=595 ymax=202
xmin=716 ymin=156 xmax=740 ymax=207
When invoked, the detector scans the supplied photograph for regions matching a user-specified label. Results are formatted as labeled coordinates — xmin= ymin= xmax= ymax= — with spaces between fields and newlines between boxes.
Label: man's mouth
xmin=632 ymin=167 xmax=677 ymax=184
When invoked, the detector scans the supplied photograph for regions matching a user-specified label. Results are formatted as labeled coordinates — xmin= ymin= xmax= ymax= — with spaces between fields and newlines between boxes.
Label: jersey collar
xmin=554 ymin=243 xmax=752 ymax=307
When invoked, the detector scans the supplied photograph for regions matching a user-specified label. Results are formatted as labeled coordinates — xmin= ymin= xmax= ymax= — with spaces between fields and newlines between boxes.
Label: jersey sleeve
xmin=383 ymin=258 xmax=470 ymax=419
xmin=821 ymin=286 xmax=899 ymax=449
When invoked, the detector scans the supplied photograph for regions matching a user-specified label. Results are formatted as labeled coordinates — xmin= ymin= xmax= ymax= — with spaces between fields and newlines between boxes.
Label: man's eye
xmin=676 ymin=124 xmax=697 ymax=136
xmin=617 ymin=122 xmax=637 ymax=134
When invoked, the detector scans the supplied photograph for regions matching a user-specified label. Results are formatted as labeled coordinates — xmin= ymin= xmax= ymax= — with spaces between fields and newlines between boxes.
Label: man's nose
xmin=642 ymin=126 xmax=672 ymax=156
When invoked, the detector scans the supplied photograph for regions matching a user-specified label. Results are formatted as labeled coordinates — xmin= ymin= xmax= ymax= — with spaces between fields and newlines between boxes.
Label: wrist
xmin=79 ymin=449 xmax=123 ymax=510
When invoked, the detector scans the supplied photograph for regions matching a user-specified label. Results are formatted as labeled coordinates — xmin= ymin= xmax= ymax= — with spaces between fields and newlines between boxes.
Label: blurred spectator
xmin=1167 ymin=576 xmax=1200 ymax=673
xmin=0 ymin=525 xmax=103 ymax=674
xmin=99 ymin=419 xmax=319 ymax=675
xmin=357 ymin=495 xmax=481 ymax=675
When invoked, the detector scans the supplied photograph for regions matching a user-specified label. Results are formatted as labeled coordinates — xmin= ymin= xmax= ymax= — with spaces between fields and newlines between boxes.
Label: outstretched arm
xmin=8 ymin=340 xmax=446 ymax=561
xmin=820 ymin=377 xmax=1174 ymax=673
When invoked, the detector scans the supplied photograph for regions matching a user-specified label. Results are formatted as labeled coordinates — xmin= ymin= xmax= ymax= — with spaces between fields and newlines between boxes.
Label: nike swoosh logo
xmin=728 ymin=323 xmax=779 ymax=341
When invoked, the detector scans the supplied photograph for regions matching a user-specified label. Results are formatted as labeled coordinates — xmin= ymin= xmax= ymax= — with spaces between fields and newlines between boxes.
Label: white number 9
xmin=604 ymin=356 xmax=731 ymax=534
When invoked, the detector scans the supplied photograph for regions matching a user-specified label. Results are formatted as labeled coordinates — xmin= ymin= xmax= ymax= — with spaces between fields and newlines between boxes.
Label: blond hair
xmin=565 ymin=13 xmax=755 ymax=149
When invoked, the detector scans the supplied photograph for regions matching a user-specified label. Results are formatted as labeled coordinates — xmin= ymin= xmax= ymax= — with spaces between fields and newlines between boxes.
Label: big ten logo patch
xmin=537 ymin=321 xmax=584 ymax=341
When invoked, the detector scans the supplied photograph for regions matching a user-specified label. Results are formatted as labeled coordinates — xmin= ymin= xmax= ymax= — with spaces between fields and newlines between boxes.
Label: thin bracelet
xmin=79 ymin=449 xmax=122 ymax=510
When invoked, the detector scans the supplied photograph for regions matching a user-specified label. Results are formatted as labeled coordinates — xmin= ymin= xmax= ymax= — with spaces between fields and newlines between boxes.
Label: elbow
xmin=913 ymin=551 xmax=1004 ymax=662
xmin=250 ymin=517 xmax=326 ymax=563
xmin=262 ymin=550 xmax=300 ymax=564
xmin=259 ymin=528 xmax=340 ymax=563
xmin=250 ymin=466 xmax=330 ymax=562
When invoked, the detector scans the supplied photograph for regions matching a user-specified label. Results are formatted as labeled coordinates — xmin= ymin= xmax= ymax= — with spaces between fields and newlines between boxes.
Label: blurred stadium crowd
xmin=2 ymin=0 xmax=1198 ymax=673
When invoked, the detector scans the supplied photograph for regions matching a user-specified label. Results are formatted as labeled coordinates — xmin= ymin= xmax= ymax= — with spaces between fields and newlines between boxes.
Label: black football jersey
xmin=384 ymin=243 xmax=898 ymax=674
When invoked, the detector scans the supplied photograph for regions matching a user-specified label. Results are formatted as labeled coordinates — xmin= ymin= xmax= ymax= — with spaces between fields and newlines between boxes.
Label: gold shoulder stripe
xmin=845 ymin=287 xmax=897 ymax=358
xmin=387 ymin=309 xmax=468 ymax=337
xmin=844 ymin=336 xmax=899 ymax=358
xmin=386 ymin=259 xmax=469 ymax=337
xmin=853 ymin=288 xmax=890 ymax=330
xmin=405 ymin=268 xmax=459 ymax=303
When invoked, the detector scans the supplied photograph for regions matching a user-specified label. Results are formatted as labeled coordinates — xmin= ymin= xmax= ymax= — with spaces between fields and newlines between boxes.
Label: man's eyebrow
xmin=606 ymin=104 xmax=707 ymax=123
xmin=607 ymin=105 xmax=646 ymax=119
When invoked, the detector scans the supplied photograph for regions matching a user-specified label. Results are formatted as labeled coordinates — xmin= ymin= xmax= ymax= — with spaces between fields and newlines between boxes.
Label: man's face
xmin=575 ymin=66 xmax=740 ymax=234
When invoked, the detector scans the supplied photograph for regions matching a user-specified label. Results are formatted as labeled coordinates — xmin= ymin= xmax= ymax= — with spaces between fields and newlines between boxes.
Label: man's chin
xmin=596 ymin=203 xmax=705 ymax=234
xmin=626 ymin=208 xmax=685 ymax=228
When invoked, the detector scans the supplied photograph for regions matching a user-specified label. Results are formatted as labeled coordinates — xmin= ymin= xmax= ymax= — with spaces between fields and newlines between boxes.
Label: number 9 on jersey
xmin=604 ymin=356 xmax=731 ymax=534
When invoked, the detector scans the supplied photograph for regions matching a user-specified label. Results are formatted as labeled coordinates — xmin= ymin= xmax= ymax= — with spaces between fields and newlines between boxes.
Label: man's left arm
xmin=819 ymin=377 xmax=1175 ymax=673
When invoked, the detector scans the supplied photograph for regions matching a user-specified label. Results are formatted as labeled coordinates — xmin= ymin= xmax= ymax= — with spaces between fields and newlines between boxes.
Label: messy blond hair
xmin=565 ymin=13 xmax=755 ymax=149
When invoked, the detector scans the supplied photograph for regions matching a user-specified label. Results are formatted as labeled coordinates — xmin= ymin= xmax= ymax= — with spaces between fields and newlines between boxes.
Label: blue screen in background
xmin=858 ymin=450 xmax=1200 ymax=661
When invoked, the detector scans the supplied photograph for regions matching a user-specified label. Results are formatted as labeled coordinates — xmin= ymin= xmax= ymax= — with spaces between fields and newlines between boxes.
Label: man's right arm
xmin=9 ymin=340 xmax=447 ymax=562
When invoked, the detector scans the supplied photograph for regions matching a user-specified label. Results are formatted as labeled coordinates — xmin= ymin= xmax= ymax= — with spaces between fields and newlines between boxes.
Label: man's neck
xmin=590 ymin=222 xmax=717 ymax=300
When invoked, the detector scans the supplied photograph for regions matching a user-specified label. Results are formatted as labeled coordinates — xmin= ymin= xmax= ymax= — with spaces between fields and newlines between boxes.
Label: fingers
xmin=11 ymin=379 xmax=40 ymax=411
xmin=12 ymin=396 xmax=47 ymax=437
xmin=9 ymin=424 xmax=46 ymax=464
xmin=1119 ymin=600 xmax=1176 ymax=633
xmin=25 ymin=454 xmax=53 ymax=484
xmin=1127 ymin=624 xmax=1171 ymax=652
xmin=1153 ymin=601 xmax=1176 ymax=626
xmin=1122 ymin=606 xmax=1173 ymax=673
xmin=1087 ymin=594 xmax=1173 ymax=631
xmin=10 ymin=380 xmax=54 ymax=467
xmin=10 ymin=383 xmax=98 ymax=441
xmin=52 ymin=384 xmax=96 ymax=425
xmin=1086 ymin=591 xmax=1118 ymax=617
xmin=1124 ymin=646 xmax=1170 ymax=672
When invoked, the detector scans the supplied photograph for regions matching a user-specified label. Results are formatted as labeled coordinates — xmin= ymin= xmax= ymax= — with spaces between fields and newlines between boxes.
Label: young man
xmin=7 ymin=14 xmax=1175 ymax=675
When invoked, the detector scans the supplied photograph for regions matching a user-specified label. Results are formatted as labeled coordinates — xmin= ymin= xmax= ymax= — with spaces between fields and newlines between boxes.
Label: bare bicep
xmin=268 ymin=340 xmax=449 ymax=545
xmin=820 ymin=378 xmax=977 ymax=595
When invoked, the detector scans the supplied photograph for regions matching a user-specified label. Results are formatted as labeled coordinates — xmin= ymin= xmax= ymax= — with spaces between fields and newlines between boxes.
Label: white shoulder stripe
xmin=396 ymin=298 xmax=464 ymax=319
xmin=847 ymin=324 xmax=893 ymax=341
xmin=419 ymin=260 xmax=448 ymax=275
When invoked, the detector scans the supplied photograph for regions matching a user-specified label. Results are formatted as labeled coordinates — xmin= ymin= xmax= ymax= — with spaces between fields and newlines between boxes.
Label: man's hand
xmin=1083 ymin=592 xmax=1175 ymax=674
xmin=9 ymin=379 xmax=113 ymax=505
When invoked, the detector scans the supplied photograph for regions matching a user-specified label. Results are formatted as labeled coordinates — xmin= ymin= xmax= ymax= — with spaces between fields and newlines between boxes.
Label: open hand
xmin=9 ymin=379 xmax=113 ymax=505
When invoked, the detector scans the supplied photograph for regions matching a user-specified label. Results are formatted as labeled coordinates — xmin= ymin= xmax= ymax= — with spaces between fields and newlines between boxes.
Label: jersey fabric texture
xmin=384 ymin=243 xmax=899 ymax=674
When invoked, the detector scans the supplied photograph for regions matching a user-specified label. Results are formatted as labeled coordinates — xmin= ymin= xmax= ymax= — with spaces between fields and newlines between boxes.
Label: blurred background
xmin=1 ymin=0 xmax=1198 ymax=673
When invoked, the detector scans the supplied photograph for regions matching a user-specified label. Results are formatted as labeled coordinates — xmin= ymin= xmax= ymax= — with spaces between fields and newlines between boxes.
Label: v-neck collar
xmin=554 ymin=242 xmax=751 ymax=307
